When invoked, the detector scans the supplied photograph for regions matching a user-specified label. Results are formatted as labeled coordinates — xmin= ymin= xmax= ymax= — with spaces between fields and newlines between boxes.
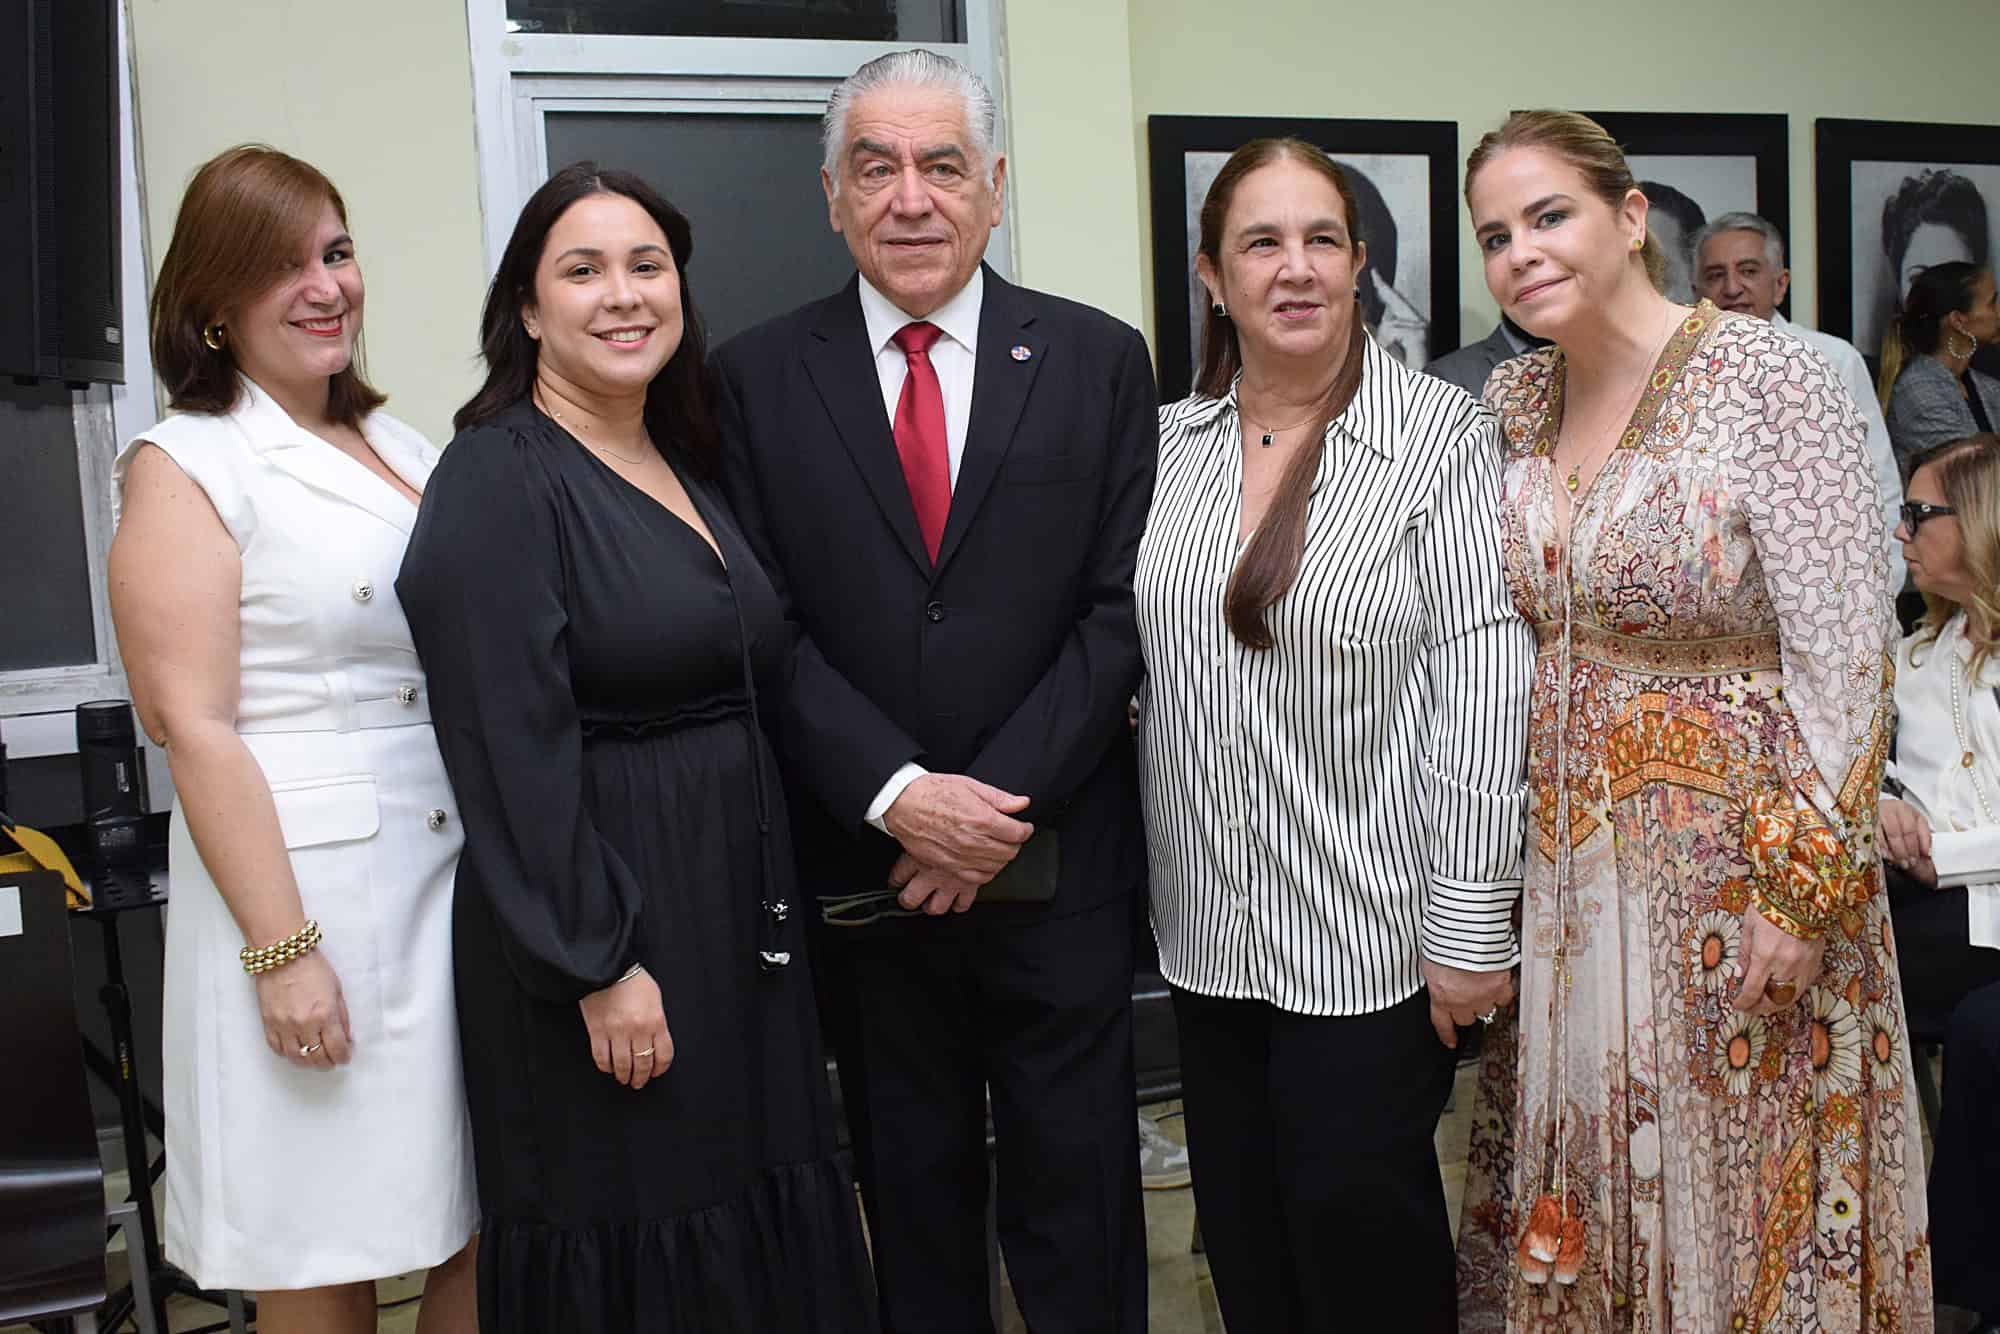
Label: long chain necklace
xmin=1559 ymin=307 xmax=1681 ymax=495
xmin=1949 ymin=647 xmax=1999 ymax=822
xmin=538 ymin=389 xmax=649 ymax=466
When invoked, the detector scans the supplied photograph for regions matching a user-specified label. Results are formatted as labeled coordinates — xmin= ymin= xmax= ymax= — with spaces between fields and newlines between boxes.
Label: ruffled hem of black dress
xmin=479 ymin=1157 xmax=876 ymax=1333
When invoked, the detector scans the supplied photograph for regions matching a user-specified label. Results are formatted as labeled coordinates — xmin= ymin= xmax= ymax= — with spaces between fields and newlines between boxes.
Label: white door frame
xmin=463 ymin=1 xmax=1014 ymax=282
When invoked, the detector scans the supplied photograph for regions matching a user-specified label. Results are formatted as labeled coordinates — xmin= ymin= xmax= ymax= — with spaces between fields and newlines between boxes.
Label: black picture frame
xmin=1815 ymin=117 xmax=2000 ymax=372
xmin=1576 ymin=111 xmax=1791 ymax=311
xmin=1146 ymin=114 xmax=1458 ymax=404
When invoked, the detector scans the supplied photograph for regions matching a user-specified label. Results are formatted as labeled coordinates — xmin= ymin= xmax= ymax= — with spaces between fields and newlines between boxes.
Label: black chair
xmin=0 ymin=870 xmax=109 ymax=1331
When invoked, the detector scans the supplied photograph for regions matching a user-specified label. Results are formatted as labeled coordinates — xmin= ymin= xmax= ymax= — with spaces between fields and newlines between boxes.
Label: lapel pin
xmin=1011 ymin=344 xmax=1032 ymax=362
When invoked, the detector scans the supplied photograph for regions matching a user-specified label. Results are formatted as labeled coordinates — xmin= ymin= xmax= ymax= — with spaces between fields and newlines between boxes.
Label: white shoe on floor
xmin=1138 ymin=1111 xmax=1192 ymax=1190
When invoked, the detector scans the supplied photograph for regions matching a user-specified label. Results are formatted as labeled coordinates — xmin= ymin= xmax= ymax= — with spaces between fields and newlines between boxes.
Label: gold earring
xmin=1631 ymin=236 xmax=1644 ymax=252
xmin=202 ymin=322 xmax=226 ymax=351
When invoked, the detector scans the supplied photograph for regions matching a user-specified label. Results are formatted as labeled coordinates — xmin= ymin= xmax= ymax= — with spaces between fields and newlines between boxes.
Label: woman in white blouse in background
xmin=1134 ymin=137 xmax=1534 ymax=1334
xmin=1876 ymin=433 xmax=2000 ymax=1330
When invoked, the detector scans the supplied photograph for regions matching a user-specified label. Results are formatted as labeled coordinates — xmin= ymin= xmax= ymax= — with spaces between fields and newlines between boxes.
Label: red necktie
xmin=891 ymin=321 xmax=951 ymax=562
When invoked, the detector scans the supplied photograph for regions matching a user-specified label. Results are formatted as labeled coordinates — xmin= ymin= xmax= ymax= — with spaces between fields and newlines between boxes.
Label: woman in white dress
xmin=108 ymin=146 xmax=476 ymax=1332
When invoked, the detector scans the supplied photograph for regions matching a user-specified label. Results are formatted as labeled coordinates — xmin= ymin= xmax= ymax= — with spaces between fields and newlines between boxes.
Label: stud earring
xmin=1631 ymin=236 xmax=1644 ymax=252
xmin=1212 ymin=302 xmax=1226 ymax=318
xmin=202 ymin=322 xmax=227 ymax=351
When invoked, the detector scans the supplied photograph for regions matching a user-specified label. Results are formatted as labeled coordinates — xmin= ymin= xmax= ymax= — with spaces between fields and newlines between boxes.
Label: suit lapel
xmin=936 ymin=268 xmax=1043 ymax=571
xmin=237 ymin=380 xmax=419 ymax=536
xmin=802 ymin=280 xmax=934 ymax=576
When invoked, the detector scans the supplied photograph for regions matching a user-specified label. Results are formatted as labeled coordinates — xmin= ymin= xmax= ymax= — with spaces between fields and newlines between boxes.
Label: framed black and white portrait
xmin=1816 ymin=118 xmax=2000 ymax=372
xmin=1146 ymin=115 xmax=1458 ymax=403
xmin=1576 ymin=112 xmax=1791 ymax=307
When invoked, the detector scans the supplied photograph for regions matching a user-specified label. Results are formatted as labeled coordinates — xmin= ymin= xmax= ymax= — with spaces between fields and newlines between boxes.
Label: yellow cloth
xmin=0 ymin=820 xmax=89 ymax=908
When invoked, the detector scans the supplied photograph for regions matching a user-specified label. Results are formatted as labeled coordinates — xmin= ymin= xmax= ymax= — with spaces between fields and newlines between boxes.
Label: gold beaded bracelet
xmin=239 ymin=919 xmax=322 ymax=976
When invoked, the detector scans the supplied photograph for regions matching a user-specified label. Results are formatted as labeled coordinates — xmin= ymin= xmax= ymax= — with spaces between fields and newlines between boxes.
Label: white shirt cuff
xmin=865 ymin=762 xmax=929 ymax=833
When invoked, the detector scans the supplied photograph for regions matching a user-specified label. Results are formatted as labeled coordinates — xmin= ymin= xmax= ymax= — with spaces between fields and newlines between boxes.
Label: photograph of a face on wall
xmin=1851 ymin=162 xmax=2000 ymax=367
xmin=1147 ymin=116 xmax=1459 ymax=403
xmin=1817 ymin=119 xmax=2000 ymax=378
xmin=1575 ymin=113 xmax=1790 ymax=309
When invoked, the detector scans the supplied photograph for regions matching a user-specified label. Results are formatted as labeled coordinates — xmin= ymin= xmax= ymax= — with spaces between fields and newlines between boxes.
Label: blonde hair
xmin=1465 ymin=110 xmax=1668 ymax=292
xmin=1908 ymin=434 xmax=2000 ymax=680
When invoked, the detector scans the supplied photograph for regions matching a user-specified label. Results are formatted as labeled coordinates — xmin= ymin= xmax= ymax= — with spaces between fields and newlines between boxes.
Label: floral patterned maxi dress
xmin=1456 ymin=304 xmax=1934 ymax=1332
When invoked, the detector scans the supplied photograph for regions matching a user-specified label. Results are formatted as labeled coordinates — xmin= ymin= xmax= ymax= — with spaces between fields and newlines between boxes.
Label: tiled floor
xmin=12 ymin=1057 xmax=1977 ymax=1333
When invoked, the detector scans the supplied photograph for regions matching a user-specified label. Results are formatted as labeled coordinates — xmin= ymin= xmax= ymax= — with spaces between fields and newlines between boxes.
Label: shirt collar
xmin=1181 ymin=331 xmax=1402 ymax=460
xmin=1771 ymin=311 xmax=1795 ymax=332
xmin=857 ymin=267 xmax=984 ymax=360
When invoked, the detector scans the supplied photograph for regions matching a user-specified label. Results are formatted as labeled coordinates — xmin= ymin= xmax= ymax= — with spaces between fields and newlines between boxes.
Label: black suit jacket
xmin=712 ymin=266 xmax=1157 ymax=915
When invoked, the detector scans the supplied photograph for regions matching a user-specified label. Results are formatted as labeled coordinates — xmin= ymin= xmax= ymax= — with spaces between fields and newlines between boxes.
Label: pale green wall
xmin=1006 ymin=0 xmax=2000 ymax=357
xmin=129 ymin=0 xmax=488 ymax=446
xmin=125 ymin=0 xmax=2000 ymax=418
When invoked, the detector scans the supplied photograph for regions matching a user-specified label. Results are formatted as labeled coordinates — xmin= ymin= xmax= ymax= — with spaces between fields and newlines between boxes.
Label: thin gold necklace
xmin=1239 ymin=405 xmax=1320 ymax=448
xmin=539 ymin=391 xmax=649 ymax=466
xmin=1561 ymin=307 xmax=1681 ymax=495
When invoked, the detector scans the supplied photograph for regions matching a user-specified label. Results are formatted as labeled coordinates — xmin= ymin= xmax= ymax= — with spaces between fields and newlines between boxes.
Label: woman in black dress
xmin=396 ymin=162 xmax=873 ymax=1332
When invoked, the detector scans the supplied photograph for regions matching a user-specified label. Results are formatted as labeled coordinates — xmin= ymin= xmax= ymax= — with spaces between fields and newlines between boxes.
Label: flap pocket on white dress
xmin=268 ymin=775 xmax=380 ymax=849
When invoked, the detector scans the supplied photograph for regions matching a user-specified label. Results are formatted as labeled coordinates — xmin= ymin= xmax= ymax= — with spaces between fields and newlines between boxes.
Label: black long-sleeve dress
xmin=396 ymin=401 xmax=873 ymax=1332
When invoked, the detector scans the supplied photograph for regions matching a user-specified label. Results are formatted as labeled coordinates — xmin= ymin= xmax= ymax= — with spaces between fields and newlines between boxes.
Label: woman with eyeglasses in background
xmin=1877 ymin=434 xmax=2000 ymax=1334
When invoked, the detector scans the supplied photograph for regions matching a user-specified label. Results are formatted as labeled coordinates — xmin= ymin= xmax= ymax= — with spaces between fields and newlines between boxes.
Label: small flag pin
xmin=1011 ymin=344 xmax=1033 ymax=361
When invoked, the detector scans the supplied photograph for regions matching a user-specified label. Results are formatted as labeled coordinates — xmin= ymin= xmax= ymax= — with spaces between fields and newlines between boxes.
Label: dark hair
xmin=1465 ymin=111 xmax=1668 ymax=291
xmin=455 ymin=161 xmax=716 ymax=472
xmin=151 ymin=145 xmax=385 ymax=426
xmin=1338 ymin=161 xmax=1396 ymax=330
xmin=1883 ymin=169 xmax=1990 ymax=276
xmin=1637 ymin=180 xmax=1705 ymax=239
xmin=1195 ymin=137 xmax=1369 ymax=651
xmin=1878 ymin=260 xmax=1989 ymax=401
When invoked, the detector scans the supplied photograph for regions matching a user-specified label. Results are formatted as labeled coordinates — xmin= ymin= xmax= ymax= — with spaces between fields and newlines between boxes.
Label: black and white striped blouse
xmin=1135 ymin=334 xmax=1534 ymax=1016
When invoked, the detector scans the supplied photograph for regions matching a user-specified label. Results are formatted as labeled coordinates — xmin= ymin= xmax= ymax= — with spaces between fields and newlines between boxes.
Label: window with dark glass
xmin=506 ymin=0 xmax=964 ymax=42
xmin=544 ymin=111 xmax=858 ymax=347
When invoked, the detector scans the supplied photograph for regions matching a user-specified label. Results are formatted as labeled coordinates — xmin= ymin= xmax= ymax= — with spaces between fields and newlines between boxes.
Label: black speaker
xmin=0 ymin=0 xmax=123 ymax=385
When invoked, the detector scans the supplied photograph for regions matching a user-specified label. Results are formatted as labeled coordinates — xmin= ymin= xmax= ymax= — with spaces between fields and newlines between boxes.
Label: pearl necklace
xmin=1948 ymin=648 xmax=1999 ymax=823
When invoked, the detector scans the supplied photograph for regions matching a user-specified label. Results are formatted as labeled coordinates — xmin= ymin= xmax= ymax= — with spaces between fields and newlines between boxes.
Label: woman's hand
xmin=256 ymin=951 xmax=353 ymax=1071
xmin=1733 ymin=905 xmax=1827 ymax=1016
xmin=1420 ymin=958 xmax=1515 ymax=1048
xmin=579 ymin=966 xmax=672 ymax=1090
xmin=1878 ymin=796 xmax=1938 ymax=886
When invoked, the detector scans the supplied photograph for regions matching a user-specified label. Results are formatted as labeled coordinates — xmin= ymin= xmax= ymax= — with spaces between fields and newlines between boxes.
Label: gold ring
xmin=1766 ymin=978 xmax=1799 ymax=1005
xmin=634 ymin=1046 xmax=655 ymax=1058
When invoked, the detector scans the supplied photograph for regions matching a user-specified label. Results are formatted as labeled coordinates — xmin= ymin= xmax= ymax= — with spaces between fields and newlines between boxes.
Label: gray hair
xmin=1691 ymin=210 xmax=1787 ymax=273
xmin=821 ymin=50 xmax=999 ymax=195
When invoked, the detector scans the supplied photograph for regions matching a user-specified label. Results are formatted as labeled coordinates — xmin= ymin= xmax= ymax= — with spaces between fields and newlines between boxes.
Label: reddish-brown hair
xmin=150 ymin=145 xmax=384 ymax=426
xmin=1464 ymin=110 xmax=1668 ymax=292
xmin=1196 ymin=137 xmax=1368 ymax=651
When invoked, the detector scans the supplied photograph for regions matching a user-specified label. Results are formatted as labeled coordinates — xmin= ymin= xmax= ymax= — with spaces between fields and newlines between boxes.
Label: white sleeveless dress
xmin=114 ymin=378 xmax=476 ymax=1290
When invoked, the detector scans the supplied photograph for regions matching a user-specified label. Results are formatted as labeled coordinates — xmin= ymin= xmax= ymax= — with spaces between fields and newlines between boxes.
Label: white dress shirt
xmin=855 ymin=269 xmax=985 ymax=827
xmin=1136 ymin=336 xmax=1535 ymax=1015
xmin=1772 ymin=313 xmax=1906 ymax=586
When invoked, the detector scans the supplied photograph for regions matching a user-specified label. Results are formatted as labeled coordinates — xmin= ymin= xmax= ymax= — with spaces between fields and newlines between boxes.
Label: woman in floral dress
xmin=1455 ymin=110 xmax=1933 ymax=1332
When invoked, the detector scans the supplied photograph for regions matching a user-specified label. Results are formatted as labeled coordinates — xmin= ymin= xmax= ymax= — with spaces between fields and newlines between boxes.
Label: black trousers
xmin=1886 ymin=869 xmax=2000 ymax=1036
xmin=1930 ymin=979 xmax=2000 ymax=1317
xmin=816 ymin=893 xmax=1146 ymax=1334
xmin=1172 ymin=986 xmax=1459 ymax=1334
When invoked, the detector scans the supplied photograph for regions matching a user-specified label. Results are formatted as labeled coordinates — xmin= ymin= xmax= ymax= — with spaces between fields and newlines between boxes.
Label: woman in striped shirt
xmin=1134 ymin=137 xmax=1534 ymax=1334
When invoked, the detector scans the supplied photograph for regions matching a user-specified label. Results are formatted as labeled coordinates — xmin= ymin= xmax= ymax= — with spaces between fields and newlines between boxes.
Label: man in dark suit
xmin=1424 ymin=312 xmax=1546 ymax=400
xmin=710 ymin=49 xmax=1155 ymax=1334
